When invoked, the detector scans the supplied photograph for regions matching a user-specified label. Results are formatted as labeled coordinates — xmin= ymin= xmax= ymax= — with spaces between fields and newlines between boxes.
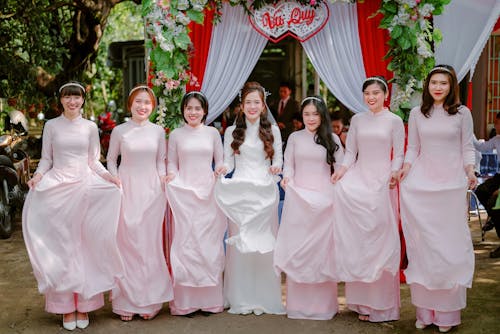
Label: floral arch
xmin=142 ymin=0 xmax=450 ymax=132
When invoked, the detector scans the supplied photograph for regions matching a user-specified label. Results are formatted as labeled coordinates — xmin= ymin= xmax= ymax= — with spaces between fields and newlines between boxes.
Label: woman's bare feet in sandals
xmin=358 ymin=314 xmax=370 ymax=321
xmin=120 ymin=313 xmax=133 ymax=321
xmin=140 ymin=310 xmax=159 ymax=320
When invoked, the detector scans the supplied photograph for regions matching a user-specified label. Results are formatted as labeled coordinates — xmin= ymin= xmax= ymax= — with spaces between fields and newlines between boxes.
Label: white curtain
xmin=301 ymin=2 xmax=368 ymax=113
xmin=203 ymin=4 xmax=268 ymax=124
xmin=435 ymin=0 xmax=500 ymax=81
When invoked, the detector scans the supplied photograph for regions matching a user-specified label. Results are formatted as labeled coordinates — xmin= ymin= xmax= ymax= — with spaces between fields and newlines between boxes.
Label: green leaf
xmin=433 ymin=7 xmax=444 ymax=15
xmin=174 ymin=32 xmax=191 ymax=50
xmin=391 ymin=25 xmax=403 ymax=39
xmin=384 ymin=2 xmax=398 ymax=14
xmin=186 ymin=9 xmax=204 ymax=24
xmin=398 ymin=36 xmax=412 ymax=50
xmin=387 ymin=61 xmax=395 ymax=72
xmin=379 ymin=16 xmax=393 ymax=29
xmin=142 ymin=0 xmax=152 ymax=17
xmin=433 ymin=29 xmax=443 ymax=44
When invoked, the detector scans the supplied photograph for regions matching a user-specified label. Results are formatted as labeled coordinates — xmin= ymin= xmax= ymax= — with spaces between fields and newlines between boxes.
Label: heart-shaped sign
xmin=249 ymin=1 xmax=330 ymax=43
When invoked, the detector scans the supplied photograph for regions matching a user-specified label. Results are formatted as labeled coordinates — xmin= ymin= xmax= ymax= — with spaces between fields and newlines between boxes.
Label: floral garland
xmin=143 ymin=0 xmax=445 ymax=132
xmin=379 ymin=0 xmax=450 ymax=121
xmin=143 ymin=0 xmax=353 ymax=132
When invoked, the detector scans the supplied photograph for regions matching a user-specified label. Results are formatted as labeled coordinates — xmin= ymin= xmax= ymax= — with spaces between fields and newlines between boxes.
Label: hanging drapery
xmin=203 ymin=4 xmax=268 ymax=125
xmin=301 ymin=2 xmax=368 ymax=114
xmin=435 ymin=0 xmax=500 ymax=82
xmin=187 ymin=8 xmax=215 ymax=92
xmin=356 ymin=0 xmax=392 ymax=91
xmin=182 ymin=0 xmax=497 ymax=122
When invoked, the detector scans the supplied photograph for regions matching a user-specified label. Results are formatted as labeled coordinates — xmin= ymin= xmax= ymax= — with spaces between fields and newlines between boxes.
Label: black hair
xmin=362 ymin=76 xmax=388 ymax=94
xmin=58 ymin=81 xmax=86 ymax=110
xmin=421 ymin=64 xmax=461 ymax=117
xmin=301 ymin=96 xmax=338 ymax=173
xmin=180 ymin=91 xmax=209 ymax=123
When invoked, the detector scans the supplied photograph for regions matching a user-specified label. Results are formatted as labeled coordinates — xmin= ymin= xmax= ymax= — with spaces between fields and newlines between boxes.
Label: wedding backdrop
xmin=143 ymin=0 xmax=500 ymax=131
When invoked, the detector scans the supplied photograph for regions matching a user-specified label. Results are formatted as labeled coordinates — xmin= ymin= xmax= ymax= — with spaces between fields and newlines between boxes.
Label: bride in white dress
xmin=215 ymin=82 xmax=285 ymax=315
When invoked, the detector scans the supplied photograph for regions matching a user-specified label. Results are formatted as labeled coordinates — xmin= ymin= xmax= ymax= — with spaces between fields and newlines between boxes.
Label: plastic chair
xmin=467 ymin=189 xmax=485 ymax=241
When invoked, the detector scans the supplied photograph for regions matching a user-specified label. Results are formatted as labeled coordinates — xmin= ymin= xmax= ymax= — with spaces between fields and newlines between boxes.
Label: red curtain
xmin=356 ymin=0 xmax=393 ymax=84
xmin=186 ymin=8 xmax=215 ymax=92
xmin=494 ymin=16 xmax=500 ymax=33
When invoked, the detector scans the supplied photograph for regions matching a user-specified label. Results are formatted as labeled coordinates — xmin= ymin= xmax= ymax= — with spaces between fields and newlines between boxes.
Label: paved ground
xmin=0 ymin=214 xmax=499 ymax=334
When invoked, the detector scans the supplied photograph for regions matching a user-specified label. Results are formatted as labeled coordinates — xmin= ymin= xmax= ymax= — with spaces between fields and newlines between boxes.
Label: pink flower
xmin=310 ymin=0 xmax=316 ymax=5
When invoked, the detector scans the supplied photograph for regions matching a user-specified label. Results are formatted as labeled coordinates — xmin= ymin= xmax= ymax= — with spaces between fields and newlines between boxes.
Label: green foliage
xmin=378 ymin=0 xmax=450 ymax=122
xmin=0 ymin=0 xmax=72 ymax=109
xmin=0 ymin=0 xmax=141 ymax=118
xmin=87 ymin=1 xmax=143 ymax=116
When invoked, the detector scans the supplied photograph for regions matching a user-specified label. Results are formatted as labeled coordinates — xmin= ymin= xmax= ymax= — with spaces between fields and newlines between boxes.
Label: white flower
xmin=160 ymin=41 xmax=174 ymax=52
xmin=176 ymin=12 xmax=191 ymax=25
xmin=419 ymin=18 xmax=427 ymax=30
xmin=418 ymin=4 xmax=435 ymax=17
xmin=172 ymin=25 xmax=185 ymax=36
xmin=417 ymin=37 xmax=433 ymax=58
xmin=392 ymin=8 xmax=411 ymax=26
xmin=191 ymin=0 xmax=208 ymax=11
xmin=176 ymin=0 xmax=189 ymax=11
xmin=398 ymin=0 xmax=417 ymax=7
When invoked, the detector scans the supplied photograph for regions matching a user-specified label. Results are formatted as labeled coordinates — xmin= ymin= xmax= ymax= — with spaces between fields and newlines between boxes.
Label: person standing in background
xmin=274 ymin=82 xmax=300 ymax=144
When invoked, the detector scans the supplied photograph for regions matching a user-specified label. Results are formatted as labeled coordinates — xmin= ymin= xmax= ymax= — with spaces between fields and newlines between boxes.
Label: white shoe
xmin=76 ymin=312 xmax=89 ymax=329
xmin=76 ymin=318 xmax=89 ymax=329
xmin=415 ymin=320 xmax=427 ymax=329
xmin=62 ymin=314 xmax=76 ymax=331
xmin=439 ymin=326 xmax=453 ymax=333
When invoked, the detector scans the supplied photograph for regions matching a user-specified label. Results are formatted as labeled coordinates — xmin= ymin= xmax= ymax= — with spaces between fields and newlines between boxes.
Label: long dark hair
xmin=231 ymin=82 xmax=274 ymax=160
xmin=301 ymin=96 xmax=338 ymax=172
xmin=421 ymin=64 xmax=461 ymax=117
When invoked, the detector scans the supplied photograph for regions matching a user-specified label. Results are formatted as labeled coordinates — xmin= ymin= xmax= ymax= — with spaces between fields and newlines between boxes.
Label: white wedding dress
xmin=215 ymin=119 xmax=285 ymax=315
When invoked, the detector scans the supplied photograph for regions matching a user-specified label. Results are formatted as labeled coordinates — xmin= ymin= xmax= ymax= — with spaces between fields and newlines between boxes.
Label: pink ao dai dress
xmin=215 ymin=120 xmax=285 ymax=315
xmin=332 ymin=109 xmax=404 ymax=322
xmin=400 ymin=105 xmax=475 ymax=327
xmin=22 ymin=114 xmax=123 ymax=314
xmin=274 ymin=129 xmax=344 ymax=320
xmin=107 ymin=120 xmax=173 ymax=317
xmin=166 ymin=124 xmax=227 ymax=315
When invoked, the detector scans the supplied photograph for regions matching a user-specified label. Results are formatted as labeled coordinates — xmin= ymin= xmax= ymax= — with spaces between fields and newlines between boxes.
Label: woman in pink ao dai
xmin=398 ymin=65 xmax=477 ymax=333
xmin=23 ymin=82 xmax=123 ymax=331
xmin=331 ymin=76 xmax=404 ymax=322
xmin=166 ymin=91 xmax=227 ymax=316
xmin=274 ymin=96 xmax=344 ymax=320
xmin=107 ymin=85 xmax=173 ymax=321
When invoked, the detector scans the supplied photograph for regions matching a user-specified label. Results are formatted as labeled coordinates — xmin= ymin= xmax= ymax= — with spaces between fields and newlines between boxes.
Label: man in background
xmin=274 ymin=82 xmax=299 ymax=144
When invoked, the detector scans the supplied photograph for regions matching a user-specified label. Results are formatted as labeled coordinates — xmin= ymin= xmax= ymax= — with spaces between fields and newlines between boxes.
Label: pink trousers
xmin=286 ymin=279 xmax=338 ymax=320
xmin=410 ymin=283 xmax=464 ymax=326
xmin=345 ymin=270 xmax=400 ymax=322
xmin=169 ymin=284 xmax=224 ymax=315
xmin=45 ymin=291 xmax=104 ymax=314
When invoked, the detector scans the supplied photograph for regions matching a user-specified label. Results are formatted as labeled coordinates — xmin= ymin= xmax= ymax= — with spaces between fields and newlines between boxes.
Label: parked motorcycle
xmin=0 ymin=110 xmax=30 ymax=238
